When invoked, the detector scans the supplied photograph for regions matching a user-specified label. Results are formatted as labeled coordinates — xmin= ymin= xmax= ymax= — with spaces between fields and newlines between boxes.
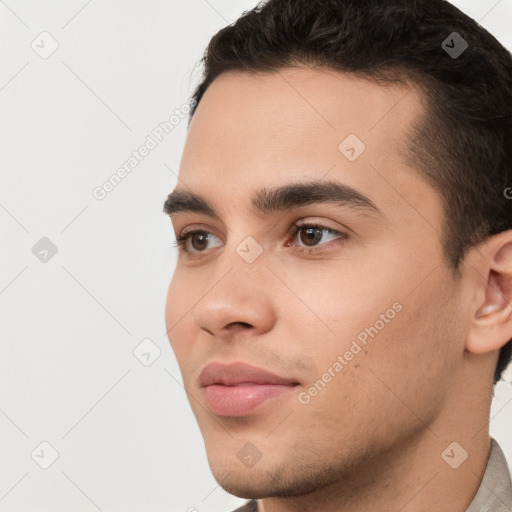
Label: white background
xmin=1 ymin=1 xmax=511 ymax=511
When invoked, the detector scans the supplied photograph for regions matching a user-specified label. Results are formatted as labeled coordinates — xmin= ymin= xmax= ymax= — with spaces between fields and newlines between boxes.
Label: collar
xmin=466 ymin=437 xmax=512 ymax=511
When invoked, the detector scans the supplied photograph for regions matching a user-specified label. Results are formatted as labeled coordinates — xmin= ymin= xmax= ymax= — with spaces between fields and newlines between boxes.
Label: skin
xmin=164 ymin=66 xmax=512 ymax=512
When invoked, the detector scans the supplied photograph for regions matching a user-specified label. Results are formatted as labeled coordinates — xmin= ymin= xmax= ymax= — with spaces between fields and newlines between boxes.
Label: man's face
xmin=165 ymin=67 xmax=467 ymax=498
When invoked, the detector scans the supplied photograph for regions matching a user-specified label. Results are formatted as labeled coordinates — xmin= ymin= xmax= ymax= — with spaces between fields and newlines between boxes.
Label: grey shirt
xmin=230 ymin=438 xmax=512 ymax=512
xmin=466 ymin=437 xmax=512 ymax=511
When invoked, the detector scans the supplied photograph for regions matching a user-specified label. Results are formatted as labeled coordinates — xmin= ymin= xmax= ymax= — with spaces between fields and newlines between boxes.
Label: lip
xmin=199 ymin=361 xmax=299 ymax=387
xmin=199 ymin=362 xmax=299 ymax=417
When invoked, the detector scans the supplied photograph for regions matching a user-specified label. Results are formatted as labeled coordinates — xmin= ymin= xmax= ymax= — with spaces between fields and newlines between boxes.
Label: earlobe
xmin=466 ymin=237 xmax=512 ymax=354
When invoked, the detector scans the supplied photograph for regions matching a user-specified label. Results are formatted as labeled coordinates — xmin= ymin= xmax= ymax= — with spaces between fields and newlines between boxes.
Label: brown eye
xmin=189 ymin=232 xmax=210 ymax=251
xmin=172 ymin=230 xmax=222 ymax=255
xmin=291 ymin=223 xmax=346 ymax=251
xmin=299 ymin=226 xmax=324 ymax=247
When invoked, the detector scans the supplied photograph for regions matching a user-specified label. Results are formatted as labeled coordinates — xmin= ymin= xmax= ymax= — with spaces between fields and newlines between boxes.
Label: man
xmin=163 ymin=0 xmax=512 ymax=510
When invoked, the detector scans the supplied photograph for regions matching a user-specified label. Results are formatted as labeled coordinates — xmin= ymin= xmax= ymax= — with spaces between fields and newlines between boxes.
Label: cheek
xmin=164 ymin=280 xmax=178 ymax=332
xmin=292 ymin=292 xmax=456 ymax=449
xmin=280 ymin=262 xmax=401 ymax=354
xmin=357 ymin=274 xmax=460 ymax=406
xmin=288 ymin=258 xmax=458 ymax=400
xmin=165 ymin=273 xmax=194 ymax=358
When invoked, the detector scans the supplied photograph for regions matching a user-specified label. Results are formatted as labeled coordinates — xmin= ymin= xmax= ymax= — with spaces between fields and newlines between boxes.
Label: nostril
xmin=234 ymin=322 xmax=253 ymax=329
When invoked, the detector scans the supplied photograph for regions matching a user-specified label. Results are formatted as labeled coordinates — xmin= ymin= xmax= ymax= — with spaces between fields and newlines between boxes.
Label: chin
xmin=211 ymin=468 xmax=267 ymax=499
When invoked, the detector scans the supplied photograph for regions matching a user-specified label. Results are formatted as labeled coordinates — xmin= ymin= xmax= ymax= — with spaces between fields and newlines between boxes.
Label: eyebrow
xmin=163 ymin=180 xmax=382 ymax=221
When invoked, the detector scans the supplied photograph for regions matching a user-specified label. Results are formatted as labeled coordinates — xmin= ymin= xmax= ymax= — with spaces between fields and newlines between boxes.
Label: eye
xmin=286 ymin=222 xmax=347 ymax=254
xmin=172 ymin=222 xmax=347 ymax=257
xmin=172 ymin=230 xmax=222 ymax=255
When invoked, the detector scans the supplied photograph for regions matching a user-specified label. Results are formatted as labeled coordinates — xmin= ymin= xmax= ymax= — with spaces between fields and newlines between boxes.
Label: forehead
xmin=177 ymin=66 xmax=436 ymax=223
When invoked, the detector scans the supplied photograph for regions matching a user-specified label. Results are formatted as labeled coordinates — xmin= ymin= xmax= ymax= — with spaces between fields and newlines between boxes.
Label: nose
xmin=191 ymin=250 xmax=276 ymax=341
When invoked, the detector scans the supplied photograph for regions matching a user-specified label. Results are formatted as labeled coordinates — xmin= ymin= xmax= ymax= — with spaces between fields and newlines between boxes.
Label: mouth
xmin=199 ymin=361 xmax=300 ymax=417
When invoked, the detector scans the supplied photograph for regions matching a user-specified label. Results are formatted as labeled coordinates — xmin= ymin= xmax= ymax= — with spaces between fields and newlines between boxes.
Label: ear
xmin=466 ymin=231 xmax=512 ymax=355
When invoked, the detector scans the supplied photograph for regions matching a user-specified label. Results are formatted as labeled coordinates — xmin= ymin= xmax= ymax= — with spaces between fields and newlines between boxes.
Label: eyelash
xmin=172 ymin=222 xmax=347 ymax=257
